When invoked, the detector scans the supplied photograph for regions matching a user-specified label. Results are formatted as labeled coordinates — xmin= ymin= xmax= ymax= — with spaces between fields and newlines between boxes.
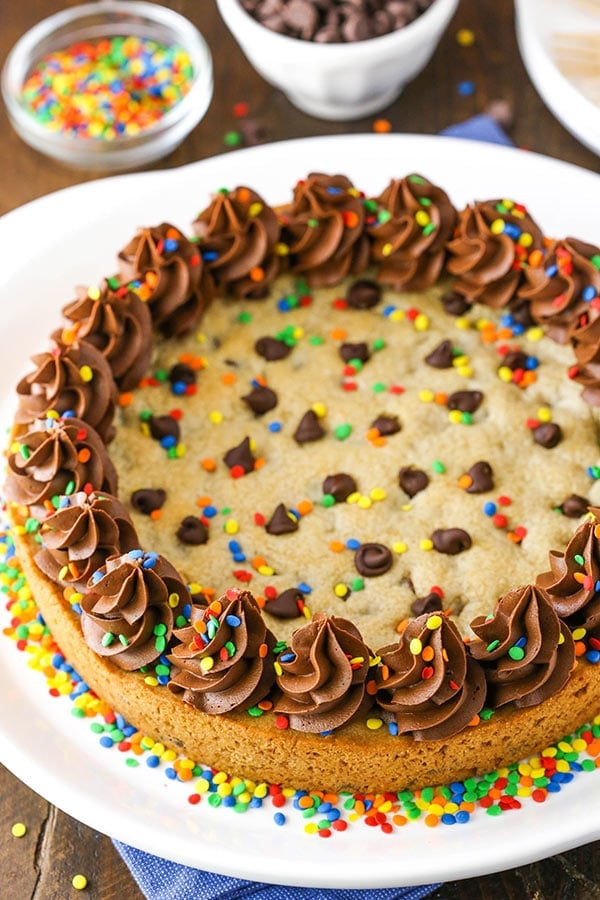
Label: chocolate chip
xmin=238 ymin=118 xmax=269 ymax=147
xmin=260 ymin=12 xmax=288 ymax=33
xmin=266 ymin=588 xmax=305 ymax=618
xmin=398 ymin=466 xmax=429 ymax=497
xmin=533 ymin=422 xmax=563 ymax=449
xmin=502 ymin=350 xmax=528 ymax=372
xmin=425 ymin=340 xmax=454 ymax=368
xmin=370 ymin=414 xmax=401 ymax=436
xmin=447 ymin=391 xmax=483 ymax=414
xmin=254 ymin=336 xmax=293 ymax=361
xmin=168 ymin=362 xmax=197 ymax=386
xmin=242 ymin=385 xmax=278 ymax=415
xmin=431 ymin=528 xmax=472 ymax=555
xmin=355 ymin=542 xmax=393 ymax=577
xmin=148 ymin=414 xmax=180 ymax=443
xmin=314 ymin=24 xmax=340 ymax=41
xmin=387 ymin=1 xmax=412 ymax=28
xmin=223 ymin=436 xmax=256 ymax=472
xmin=293 ymin=410 xmax=325 ymax=444
xmin=266 ymin=503 xmax=299 ymax=535
xmin=242 ymin=0 xmax=430 ymax=42
xmin=465 ymin=461 xmax=494 ymax=494
xmin=280 ymin=0 xmax=319 ymax=38
xmin=130 ymin=488 xmax=166 ymax=515
xmin=509 ymin=297 xmax=535 ymax=328
xmin=339 ymin=341 xmax=370 ymax=364
xmin=411 ymin=592 xmax=444 ymax=616
xmin=441 ymin=291 xmax=471 ymax=316
xmin=177 ymin=515 xmax=209 ymax=545
xmin=322 ymin=472 xmax=357 ymax=501
xmin=346 ymin=279 xmax=381 ymax=309
xmin=373 ymin=9 xmax=393 ymax=34
xmin=341 ymin=10 xmax=372 ymax=41
xmin=558 ymin=494 xmax=590 ymax=518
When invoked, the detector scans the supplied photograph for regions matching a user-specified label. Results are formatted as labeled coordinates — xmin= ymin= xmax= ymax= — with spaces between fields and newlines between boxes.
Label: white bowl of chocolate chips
xmin=216 ymin=0 xmax=459 ymax=120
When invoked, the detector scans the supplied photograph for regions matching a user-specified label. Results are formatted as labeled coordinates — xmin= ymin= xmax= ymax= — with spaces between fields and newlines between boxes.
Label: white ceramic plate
xmin=515 ymin=0 xmax=600 ymax=156
xmin=1 ymin=135 xmax=599 ymax=889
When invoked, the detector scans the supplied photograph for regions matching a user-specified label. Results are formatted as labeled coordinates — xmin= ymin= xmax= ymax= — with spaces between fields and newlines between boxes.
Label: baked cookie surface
xmin=109 ymin=274 xmax=599 ymax=649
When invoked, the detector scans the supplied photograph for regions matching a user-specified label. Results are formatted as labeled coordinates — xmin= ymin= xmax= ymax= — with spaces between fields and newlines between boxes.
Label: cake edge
xmin=10 ymin=514 xmax=600 ymax=794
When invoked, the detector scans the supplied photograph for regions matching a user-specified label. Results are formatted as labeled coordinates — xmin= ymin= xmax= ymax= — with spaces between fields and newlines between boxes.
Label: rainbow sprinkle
xmin=1 ymin=526 xmax=599 ymax=838
xmin=20 ymin=36 xmax=193 ymax=141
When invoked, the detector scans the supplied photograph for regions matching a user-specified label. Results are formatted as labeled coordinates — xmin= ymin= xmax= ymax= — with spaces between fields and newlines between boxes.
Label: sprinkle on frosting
xmin=80 ymin=550 xmax=189 ymax=671
xmin=377 ymin=613 xmax=486 ymax=740
xmin=168 ymin=590 xmax=277 ymax=713
xmin=274 ymin=613 xmax=374 ymax=733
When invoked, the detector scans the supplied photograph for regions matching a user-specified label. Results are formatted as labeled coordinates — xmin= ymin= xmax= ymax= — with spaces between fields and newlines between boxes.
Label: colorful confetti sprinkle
xmin=20 ymin=36 xmax=194 ymax=141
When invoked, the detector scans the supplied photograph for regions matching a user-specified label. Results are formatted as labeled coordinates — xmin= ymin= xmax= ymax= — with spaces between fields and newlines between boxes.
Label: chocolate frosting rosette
xmin=80 ymin=549 xmax=189 ymax=671
xmin=58 ymin=279 xmax=153 ymax=391
xmin=366 ymin=174 xmax=457 ymax=290
xmin=192 ymin=186 xmax=281 ymax=298
xmin=469 ymin=585 xmax=575 ymax=708
xmin=518 ymin=238 xmax=600 ymax=344
xmin=35 ymin=491 xmax=139 ymax=593
xmin=3 ymin=416 xmax=117 ymax=520
xmin=446 ymin=199 xmax=544 ymax=309
xmin=14 ymin=340 xmax=117 ymax=444
xmin=568 ymin=306 xmax=600 ymax=407
xmin=278 ymin=173 xmax=369 ymax=287
xmin=118 ymin=222 xmax=213 ymax=337
xmin=536 ymin=511 xmax=600 ymax=638
xmin=376 ymin=612 xmax=486 ymax=740
xmin=274 ymin=612 xmax=375 ymax=733
xmin=168 ymin=589 xmax=277 ymax=713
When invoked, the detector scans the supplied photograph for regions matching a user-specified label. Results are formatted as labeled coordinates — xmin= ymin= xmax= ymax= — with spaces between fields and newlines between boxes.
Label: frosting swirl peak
xmin=274 ymin=612 xmax=374 ymax=733
xmin=366 ymin=174 xmax=457 ymax=290
xmin=518 ymin=237 xmax=600 ymax=344
xmin=35 ymin=491 xmax=139 ymax=593
xmin=118 ymin=223 xmax=213 ymax=337
xmin=15 ymin=340 xmax=117 ymax=444
xmin=3 ymin=416 xmax=117 ymax=520
xmin=59 ymin=279 xmax=153 ymax=391
xmin=193 ymin=186 xmax=281 ymax=298
xmin=168 ymin=589 xmax=277 ymax=713
xmin=80 ymin=549 xmax=189 ymax=671
xmin=446 ymin=198 xmax=544 ymax=310
xmin=278 ymin=173 xmax=369 ymax=287
xmin=469 ymin=585 xmax=575 ymax=708
xmin=376 ymin=612 xmax=486 ymax=740
xmin=536 ymin=511 xmax=600 ymax=637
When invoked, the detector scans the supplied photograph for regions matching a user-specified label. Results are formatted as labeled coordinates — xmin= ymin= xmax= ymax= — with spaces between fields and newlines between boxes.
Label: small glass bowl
xmin=1 ymin=1 xmax=213 ymax=171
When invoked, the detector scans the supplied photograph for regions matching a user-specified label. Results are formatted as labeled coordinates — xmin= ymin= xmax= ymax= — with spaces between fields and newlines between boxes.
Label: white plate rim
xmin=0 ymin=134 xmax=599 ymax=889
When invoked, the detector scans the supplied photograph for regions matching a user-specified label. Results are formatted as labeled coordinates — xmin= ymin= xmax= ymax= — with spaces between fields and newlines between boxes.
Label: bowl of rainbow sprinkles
xmin=1 ymin=1 xmax=213 ymax=171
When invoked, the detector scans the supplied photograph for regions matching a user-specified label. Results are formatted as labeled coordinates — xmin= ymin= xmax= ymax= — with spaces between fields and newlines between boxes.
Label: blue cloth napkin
xmin=440 ymin=112 xmax=513 ymax=146
xmin=114 ymin=840 xmax=441 ymax=900
xmin=112 ymin=113 xmax=512 ymax=899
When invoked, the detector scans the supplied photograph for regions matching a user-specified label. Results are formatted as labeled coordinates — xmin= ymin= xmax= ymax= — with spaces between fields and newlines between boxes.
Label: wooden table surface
xmin=0 ymin=1 xmax=599 ymax=897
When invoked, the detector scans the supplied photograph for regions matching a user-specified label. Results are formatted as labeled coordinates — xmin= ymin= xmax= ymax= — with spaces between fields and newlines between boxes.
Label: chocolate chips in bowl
xmin=216 ymin=0 xmax=459 ymax=120
xmin=239 ymin=0 xmax=436 ymax=43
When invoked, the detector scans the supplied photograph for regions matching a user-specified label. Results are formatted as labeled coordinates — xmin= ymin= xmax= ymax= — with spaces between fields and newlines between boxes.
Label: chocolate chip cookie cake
xmin=4 ymin=172 xmax=600 ymax=793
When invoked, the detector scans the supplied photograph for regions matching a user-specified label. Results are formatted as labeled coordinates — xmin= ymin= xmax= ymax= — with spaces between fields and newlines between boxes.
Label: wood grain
xmin=0 ymin=0 xmax=598 ymax=897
